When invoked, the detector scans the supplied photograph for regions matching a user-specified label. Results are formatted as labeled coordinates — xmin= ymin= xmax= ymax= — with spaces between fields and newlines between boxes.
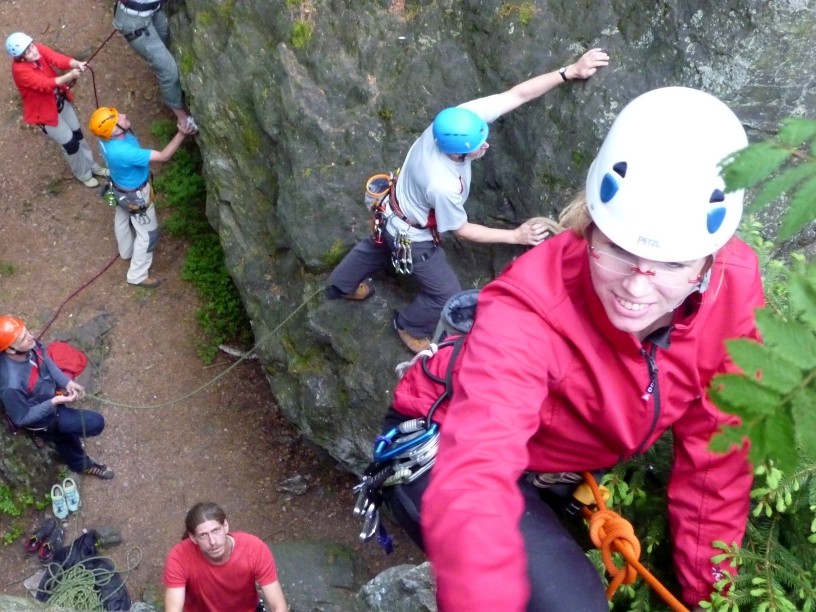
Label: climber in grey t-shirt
xmin=327 ymin=48 xmax=610 ymax=353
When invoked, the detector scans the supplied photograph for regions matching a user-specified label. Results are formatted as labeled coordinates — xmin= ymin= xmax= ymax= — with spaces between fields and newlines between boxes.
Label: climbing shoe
xmin=51 ymin=484 xmax=69 ymax=520
xmin=83 ymin=462 xmax=115 ymax=480
xmin=38 ymin=525 xmax=64 ymax=563
xmin=341 ymin=281 xmax=375 ymax=301
xmin=24 ymin=517 xmax=57 ymax=555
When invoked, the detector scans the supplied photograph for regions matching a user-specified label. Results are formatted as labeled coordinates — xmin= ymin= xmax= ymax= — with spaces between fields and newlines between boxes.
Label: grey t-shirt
xmin=389 ymin=95 xmax=505 ymax=242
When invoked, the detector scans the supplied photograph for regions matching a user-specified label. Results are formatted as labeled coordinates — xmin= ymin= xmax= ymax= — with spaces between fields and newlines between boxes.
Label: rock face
xmin=171 ymin=1 xmax=816 ymax=473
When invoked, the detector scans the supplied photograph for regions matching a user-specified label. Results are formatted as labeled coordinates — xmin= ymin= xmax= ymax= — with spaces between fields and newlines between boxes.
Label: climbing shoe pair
xmin=52 ymin=478 xmax=81 ymax=520
xmin=23 ymin=517 xmax=64 ymax=563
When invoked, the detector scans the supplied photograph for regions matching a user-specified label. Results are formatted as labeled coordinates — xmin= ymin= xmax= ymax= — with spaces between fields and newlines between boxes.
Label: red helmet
xmin=0 ymin=316 xmax=25 ymax=351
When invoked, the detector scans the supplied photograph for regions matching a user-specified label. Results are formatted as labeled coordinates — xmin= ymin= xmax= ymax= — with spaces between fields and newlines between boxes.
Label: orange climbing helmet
xmin=0 ymin=316 xmax=25 ymax=352
xmin=89 ymin=107 xmax=120 ymax=140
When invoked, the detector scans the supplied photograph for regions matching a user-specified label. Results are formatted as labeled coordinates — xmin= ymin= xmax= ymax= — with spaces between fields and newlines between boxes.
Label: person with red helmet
xmin=0 ymin=316 xmax=113 ymax=479
xmin=5 ymin=32 xmax=109 ymax=188
xmin=326 ymin=48 xmax=609 ymax=353
xmin=378 ymin=87 xmax=761 ymax=611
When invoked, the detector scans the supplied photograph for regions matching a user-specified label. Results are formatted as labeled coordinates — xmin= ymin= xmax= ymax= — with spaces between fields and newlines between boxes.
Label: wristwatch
xmin=559 ymin=66 xmax=570 ymax=82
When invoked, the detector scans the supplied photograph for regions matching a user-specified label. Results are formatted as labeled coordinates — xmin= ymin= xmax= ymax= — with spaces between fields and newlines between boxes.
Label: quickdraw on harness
xmin=364 ymin=171 xmax=441 ymax=275
xmin=352 ymin=336 xmax=465 ymax=553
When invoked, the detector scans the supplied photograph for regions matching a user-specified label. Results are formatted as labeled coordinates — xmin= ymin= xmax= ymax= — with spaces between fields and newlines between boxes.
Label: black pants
xmin=380 ymin=410 xmax=608 ymax=611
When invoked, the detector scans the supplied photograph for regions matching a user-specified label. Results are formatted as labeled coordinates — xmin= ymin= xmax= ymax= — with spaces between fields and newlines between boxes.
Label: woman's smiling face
xmin=588 ymin=228 xmax=707 ymax=340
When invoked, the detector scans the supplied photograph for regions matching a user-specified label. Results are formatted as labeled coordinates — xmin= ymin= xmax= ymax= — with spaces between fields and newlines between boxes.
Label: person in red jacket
xmin=379 ymin=87 xmax=762 ymax=611
xmin=5 ymin=32 xmax=108 ymax=188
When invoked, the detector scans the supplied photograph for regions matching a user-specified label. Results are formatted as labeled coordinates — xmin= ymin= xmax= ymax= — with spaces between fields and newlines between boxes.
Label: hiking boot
xmin=128 ymin=276 xmax=161 ymax=289
xmin=396 ymin=327 xmax=432 ymax=353
xmin=341 ymin=281 xmax=374 ymax=301
xmin=83 ymin=462 xmax=115 ymax=480
xmin=24 ymin=517 xmax=57 ymax=555
xmin=80 ymin=177 xmax=99 ymax=188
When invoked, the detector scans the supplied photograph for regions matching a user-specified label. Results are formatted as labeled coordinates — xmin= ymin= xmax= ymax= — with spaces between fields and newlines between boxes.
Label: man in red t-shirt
xmin=164 ymin=502 xmax=288 ymax=612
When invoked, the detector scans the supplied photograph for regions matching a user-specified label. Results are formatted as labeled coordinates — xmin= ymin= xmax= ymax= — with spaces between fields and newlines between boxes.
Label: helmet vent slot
xmin=600 ymin=173 xmax=619 ymax=203
xmin=707 ymin=207 xmax=726 ymax=234
xmin=612 ymin=161 xmax=627 ymax=177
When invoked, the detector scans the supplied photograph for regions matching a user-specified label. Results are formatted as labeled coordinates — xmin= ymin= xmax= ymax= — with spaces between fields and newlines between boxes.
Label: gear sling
xmin=365 ymin=172 xmax=441 ymax=275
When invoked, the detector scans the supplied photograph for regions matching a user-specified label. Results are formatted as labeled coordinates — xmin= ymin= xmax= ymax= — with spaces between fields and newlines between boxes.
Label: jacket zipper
xmin=633 ymin=343 xmax=661 ymax=456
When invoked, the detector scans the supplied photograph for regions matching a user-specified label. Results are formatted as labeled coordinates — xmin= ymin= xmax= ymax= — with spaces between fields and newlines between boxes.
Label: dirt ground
xmin=0 ymin=0 xmax=421 ymax=604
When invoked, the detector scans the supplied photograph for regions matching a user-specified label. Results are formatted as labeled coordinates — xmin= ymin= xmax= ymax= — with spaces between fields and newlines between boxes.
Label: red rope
xmin=36 ymin=254 xmax=119 ymax=341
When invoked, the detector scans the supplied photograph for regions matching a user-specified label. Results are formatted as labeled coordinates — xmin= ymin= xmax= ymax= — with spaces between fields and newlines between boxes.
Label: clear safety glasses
xmin=588 ymin=246 xmax=702 ymax=289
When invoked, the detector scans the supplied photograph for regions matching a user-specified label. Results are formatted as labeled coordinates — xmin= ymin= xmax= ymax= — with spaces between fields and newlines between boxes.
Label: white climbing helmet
xmin=5 ymin=32 xmax=33 ymax=58
xmin=585 ymin=87 xmax=748 ymax=262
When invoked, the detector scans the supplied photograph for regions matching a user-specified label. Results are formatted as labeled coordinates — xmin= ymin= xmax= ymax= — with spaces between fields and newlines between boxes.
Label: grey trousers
xmin=114 ymin=184 xmax=159 ymax=284
xmin=113 ymin=7 xmax=184 ymax=110
xmin=326 ymin=235 xmax=461 ymax=338
xmin=41 ymin=101 xmax=100 ymax=181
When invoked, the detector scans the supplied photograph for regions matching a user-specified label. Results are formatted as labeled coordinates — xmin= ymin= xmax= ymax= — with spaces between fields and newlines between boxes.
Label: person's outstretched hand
xmin=514 ymin=217 xmax=561 ymax=246
xmin=567 ymin=48 xmax=610 ymax=80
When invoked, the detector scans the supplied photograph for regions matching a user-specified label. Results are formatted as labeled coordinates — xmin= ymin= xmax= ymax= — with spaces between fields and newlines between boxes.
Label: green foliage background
xmin=149 ymin=121 xmax=252 ymax=363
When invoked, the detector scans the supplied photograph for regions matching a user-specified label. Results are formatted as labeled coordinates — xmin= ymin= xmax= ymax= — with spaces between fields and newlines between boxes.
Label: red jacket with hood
xmin=11 ymin=43 xmax=74 ymax=127
xmin=392 ymin=229 xmax=763 ymax=610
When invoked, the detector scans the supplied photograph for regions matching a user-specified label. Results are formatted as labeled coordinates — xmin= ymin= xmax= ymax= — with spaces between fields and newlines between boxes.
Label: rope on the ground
xmin=38 ymin=546 xmax=143 ymax=611
xmin=581 ymin=471 xmax=689 ymax=612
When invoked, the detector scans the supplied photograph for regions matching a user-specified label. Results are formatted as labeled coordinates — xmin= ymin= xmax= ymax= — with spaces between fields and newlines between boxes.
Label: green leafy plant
xmin=150 ymin=121 xmax=252 ymax=363
xmin=715 ymin=119 xmax=816 ymax=473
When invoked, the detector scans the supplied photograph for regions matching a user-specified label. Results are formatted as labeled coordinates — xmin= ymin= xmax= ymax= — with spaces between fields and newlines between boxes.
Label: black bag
xmin=36 ymin=531 xmax=132 ymax=611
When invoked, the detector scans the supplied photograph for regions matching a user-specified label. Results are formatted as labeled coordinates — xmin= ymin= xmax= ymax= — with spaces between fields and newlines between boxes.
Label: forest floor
xmin=0 ymin=0 xmax=421 ymax=604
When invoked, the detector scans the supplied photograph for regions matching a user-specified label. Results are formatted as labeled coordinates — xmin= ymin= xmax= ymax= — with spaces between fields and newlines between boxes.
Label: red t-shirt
xmin=163 ymin=531 xmax=279 ymax=612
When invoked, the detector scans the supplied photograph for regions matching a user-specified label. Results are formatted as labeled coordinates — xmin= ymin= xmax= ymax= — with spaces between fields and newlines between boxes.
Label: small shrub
xmin=291 ymin=20 xmax=313 ymax=49
xmin=150 ymin=121 xmax=253 ymax=363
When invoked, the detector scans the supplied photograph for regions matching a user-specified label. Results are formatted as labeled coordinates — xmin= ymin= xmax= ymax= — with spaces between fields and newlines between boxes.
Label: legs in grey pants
xmin=42 ymin=102 xmax=101 ymax=181
xmin=326 ymin=236 xmax=461 ymax=338
xmin=114 ymin=7 xmax=184 ymax=111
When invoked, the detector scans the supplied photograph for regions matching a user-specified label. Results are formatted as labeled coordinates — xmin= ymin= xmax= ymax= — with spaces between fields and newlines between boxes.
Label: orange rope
xmin=580 ymin=471 xmax=689 ymax=612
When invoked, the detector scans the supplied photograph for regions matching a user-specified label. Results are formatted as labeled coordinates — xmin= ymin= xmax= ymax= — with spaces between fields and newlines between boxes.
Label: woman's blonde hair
xmin=558 ymin=191 xmax=593 ymax=237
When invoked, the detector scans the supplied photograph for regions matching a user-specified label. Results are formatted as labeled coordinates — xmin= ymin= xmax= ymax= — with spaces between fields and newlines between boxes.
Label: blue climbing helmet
xmin=5 ymin=32 xmax=33 ymax=58
xmin=585 ymin=87 xmax=748 ymax=262
xmin=432 ymin=107 xmax=489 ymax=155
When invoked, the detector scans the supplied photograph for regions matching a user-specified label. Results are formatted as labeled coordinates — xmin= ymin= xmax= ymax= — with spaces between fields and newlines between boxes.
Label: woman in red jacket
xmin=379 ymin=87 xmax=762 ymax=611
xmin=5 ymin=32 xmax=108 ymax=188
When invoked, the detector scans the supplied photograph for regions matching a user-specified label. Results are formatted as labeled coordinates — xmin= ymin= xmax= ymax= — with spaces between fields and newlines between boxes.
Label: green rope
xmin=86 ymin=286 xmax=322 ymax=411
xmin=37 ymin=546 xmax=143 ymax=610
xmin=47 ymin=564 xmax=103 ymax=610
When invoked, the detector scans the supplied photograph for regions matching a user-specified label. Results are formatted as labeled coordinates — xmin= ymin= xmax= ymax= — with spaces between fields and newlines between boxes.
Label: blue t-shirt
xmin=99 ymin=133 xmax=151 ymax=189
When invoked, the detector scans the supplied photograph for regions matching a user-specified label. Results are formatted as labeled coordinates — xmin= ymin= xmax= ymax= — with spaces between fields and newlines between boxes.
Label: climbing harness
xmin=352 ymin=336 xmax=464 ymax=551
xmin=364 ymin=171 xmax=441 ymax=275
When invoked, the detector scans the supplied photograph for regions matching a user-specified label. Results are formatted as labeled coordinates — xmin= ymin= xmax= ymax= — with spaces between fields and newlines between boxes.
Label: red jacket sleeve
xmin=11 ymin=45 xmax=72 ymax=93
xmin=422 ymin=280 xmax=554 ymax=611
xmin=668 ymin=240 xmax=764 ymax=605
